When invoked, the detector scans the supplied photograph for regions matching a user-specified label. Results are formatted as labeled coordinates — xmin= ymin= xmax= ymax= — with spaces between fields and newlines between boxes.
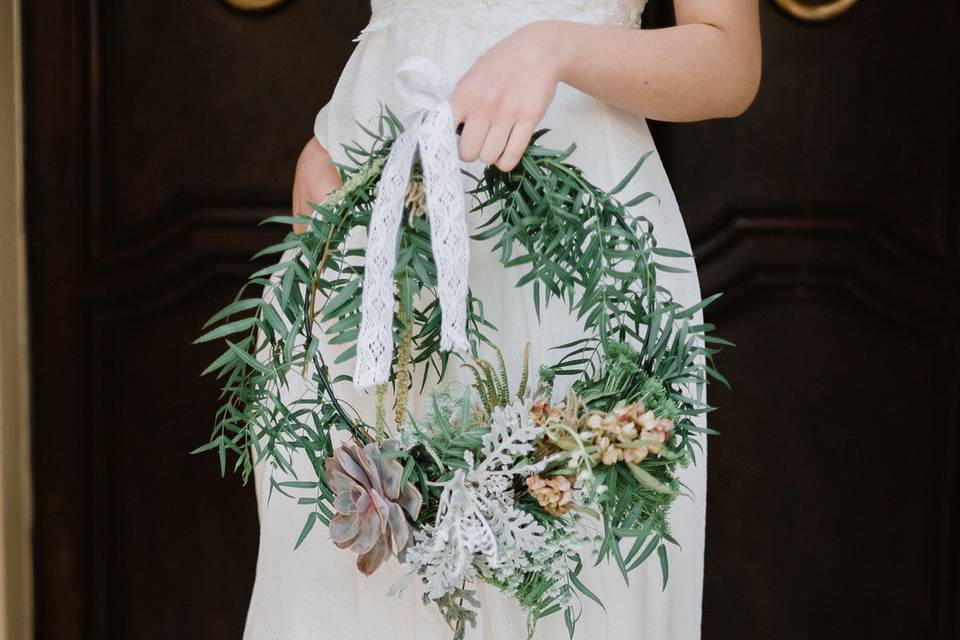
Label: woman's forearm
xmin=545 ymin=2 xmax=762 ymax=122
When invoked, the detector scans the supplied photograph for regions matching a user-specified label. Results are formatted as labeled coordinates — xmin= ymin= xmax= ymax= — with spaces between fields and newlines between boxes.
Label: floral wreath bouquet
xmin=196 ymin=58 xmax=728 ymax=639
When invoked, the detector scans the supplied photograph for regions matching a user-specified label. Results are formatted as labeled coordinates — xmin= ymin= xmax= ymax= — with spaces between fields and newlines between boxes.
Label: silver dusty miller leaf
xmin=400 ymin=399 xmax=548 ymax=601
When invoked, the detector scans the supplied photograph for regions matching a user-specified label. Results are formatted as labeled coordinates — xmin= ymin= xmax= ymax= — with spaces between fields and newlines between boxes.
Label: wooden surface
xmin=23 ymin=0 xmax=960 ymax=638
xmin=1 ymin=0 xmax=30 ymax=638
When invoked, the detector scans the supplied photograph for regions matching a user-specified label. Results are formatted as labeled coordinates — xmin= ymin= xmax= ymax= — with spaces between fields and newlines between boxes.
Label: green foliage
xmin=472 ymin=135 xmax=662 ymax=364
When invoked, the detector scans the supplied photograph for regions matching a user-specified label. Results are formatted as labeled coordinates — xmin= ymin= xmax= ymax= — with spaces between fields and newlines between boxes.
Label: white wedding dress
xmin=244 ymin=1 xmax=707 ymax=638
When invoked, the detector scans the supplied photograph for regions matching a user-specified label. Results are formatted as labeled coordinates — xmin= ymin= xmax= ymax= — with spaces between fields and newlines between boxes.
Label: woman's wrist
xmin=525 ymin=19 xmax=579 ymax=84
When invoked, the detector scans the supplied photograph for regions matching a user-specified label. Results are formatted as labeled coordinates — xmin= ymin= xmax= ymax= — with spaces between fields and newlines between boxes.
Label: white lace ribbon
xmin=353 ymin=57 xmax=470 ymax=391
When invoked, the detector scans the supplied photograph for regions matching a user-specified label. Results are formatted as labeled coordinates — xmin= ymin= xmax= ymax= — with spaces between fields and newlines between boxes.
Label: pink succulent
xmin=325 ymin=440 xmax=422 ymax=575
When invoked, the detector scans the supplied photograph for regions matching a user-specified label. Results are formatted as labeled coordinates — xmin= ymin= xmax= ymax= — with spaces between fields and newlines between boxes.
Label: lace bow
xmin=353 ymin=57 xmax=470 ymax=391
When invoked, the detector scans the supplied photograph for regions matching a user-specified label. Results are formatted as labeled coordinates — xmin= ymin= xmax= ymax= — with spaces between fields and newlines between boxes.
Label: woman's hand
xmin=450 ymin=21 xmax=568 ymax=172
xmin=451 ymin=1 xmax=760 ymax=161
xmin=292 ymin=137 xmax=342 ymax=234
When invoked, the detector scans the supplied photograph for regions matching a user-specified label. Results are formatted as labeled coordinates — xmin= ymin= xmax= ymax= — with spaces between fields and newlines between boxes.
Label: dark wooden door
xmin=24 ymin=1 xmax=369 ymax=637
xmin=25 ymin=1 xmax=959 ymax=639
xmin=644 ymin=2 xmax=960 ymax=639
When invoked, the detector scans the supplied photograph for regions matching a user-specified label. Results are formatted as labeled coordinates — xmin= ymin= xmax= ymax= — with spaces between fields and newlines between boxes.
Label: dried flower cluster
xmin=530 ymin=397 xmax=674 ymax=467
xmin=530 ymin=396 xmax=575 ymax=429
xmin=586 ymin=402 xmax=674 ymax=466
xmin=525 ymin=474 xmax=576 ymax=516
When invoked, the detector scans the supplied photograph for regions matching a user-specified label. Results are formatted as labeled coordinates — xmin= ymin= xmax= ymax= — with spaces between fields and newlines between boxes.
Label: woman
xmin=247 ymin=1 xmax=760 ymax=638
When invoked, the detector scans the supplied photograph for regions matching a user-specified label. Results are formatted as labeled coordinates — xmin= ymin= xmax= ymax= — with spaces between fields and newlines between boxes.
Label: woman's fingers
xmin=457 ymin=116 xmax=490 ymax=163
xmin=450 ymin=99 xmax=467 ymax=137
xmin=478 ymin=121 xmax=512 ymax=166
xmin=496 ymin=119 xmax=535 ymax=172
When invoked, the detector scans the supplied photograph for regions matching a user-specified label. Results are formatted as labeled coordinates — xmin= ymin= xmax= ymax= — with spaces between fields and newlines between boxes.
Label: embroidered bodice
xmin=360 ymin=0 xmax=647 ymax=42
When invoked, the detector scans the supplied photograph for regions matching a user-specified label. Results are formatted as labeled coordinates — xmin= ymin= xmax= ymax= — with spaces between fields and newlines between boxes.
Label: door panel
xmin=644 ymin=2 xmax=960 ymax=638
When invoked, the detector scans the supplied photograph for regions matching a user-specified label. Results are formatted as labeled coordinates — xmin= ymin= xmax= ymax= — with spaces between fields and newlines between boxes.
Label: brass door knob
xmin=223 ymin=0 xmax=288 ymax=11
xmin=773 ymin=0 xmax=859 ymax=22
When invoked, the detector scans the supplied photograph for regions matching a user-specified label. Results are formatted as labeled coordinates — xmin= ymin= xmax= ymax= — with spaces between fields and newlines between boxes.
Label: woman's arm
xmin=556 ymin=0 xmax=761 ymax=121
xmin=452 ymin=0 xmax=761 ymax=170
xmin=292 ymin=0 xmax=760 ymax=232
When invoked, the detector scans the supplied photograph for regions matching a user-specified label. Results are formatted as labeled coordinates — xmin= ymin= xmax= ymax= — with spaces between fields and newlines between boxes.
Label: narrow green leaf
xmin=194 ymin=317 xmax=257 ymax=344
